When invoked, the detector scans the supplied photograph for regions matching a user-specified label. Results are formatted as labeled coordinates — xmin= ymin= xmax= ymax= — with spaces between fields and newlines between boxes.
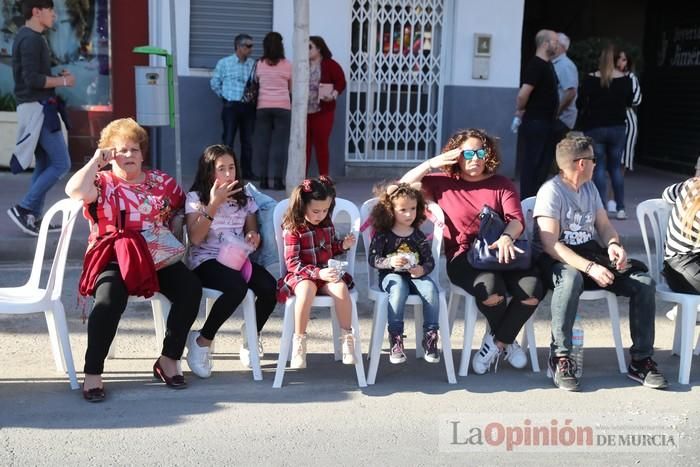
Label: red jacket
xmin=319 ymin=58 xmax=347 ymax=115
xmin=79 ymin=226 xmax=159 ymax=298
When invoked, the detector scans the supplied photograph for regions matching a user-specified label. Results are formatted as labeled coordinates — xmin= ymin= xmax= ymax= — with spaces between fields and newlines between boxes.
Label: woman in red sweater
xmin=307 ymin=36 xmax=346 ymax=176
xmin=401 ymin=129 xmax=544 ymax=376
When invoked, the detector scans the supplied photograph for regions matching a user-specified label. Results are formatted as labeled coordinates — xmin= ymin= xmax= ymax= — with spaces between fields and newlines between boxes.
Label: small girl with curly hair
xmin=368 ymin=182 xmax=440 ymax=364
xmin=277 ymin=176 xmax=358 ymax=369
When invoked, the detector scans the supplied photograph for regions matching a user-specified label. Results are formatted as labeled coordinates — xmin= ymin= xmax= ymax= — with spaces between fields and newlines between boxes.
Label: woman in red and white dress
xmin=65 ymin=118 xmax=202 ymax=402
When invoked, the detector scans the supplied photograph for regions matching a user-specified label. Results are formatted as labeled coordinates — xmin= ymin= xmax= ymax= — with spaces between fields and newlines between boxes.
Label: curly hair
xmin=189 ymin=144 xmax=248 ymax=208
xmin=98 ymin=118 xmax=149 ymax=156
xmin=371 ymin=182 xmax=427 ymax=233
xmin=282 ymin=176 xmax=337 ymax=231
xmin=440 ymin=128 xmax=501 ymax=178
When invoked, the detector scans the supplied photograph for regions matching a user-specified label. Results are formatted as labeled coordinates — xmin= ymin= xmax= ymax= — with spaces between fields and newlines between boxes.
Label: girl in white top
xmin=184 ymin=144 xmax=277 ymax=378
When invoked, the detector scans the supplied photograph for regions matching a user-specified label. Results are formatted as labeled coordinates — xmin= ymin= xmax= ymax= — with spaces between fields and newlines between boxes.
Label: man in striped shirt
xmin=210 ymin=33 xmax=256 ymax=180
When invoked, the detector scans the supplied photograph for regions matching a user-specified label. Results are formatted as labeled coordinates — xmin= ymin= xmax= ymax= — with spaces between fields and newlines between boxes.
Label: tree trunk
xmin=286 ymin=0 xmax=310 ymax=195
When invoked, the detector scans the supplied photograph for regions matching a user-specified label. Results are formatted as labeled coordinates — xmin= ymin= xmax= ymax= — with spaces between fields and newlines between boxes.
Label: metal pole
xmin=169 ymin=0 xmax=182 ymax=186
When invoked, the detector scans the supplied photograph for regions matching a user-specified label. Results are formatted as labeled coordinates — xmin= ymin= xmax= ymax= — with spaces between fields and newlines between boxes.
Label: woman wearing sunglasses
xmin=401 ymin=128 xmax=544 ymax=375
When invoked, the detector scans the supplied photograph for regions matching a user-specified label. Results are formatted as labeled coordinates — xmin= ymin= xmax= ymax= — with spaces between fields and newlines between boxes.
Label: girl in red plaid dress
xmin=277 ymin=176 xmax=357 ymax=369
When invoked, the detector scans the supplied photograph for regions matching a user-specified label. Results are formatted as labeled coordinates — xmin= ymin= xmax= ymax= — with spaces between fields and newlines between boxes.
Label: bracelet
xmin=62 ymin=76 xmax=67 ymax=87
xmin=501 ymin=232 xmax=514 ymax=242
xmin=200 ymin=210 xmax=214 ymax=222
xmin=585 ymin=261 xmax=595 ymax=275
xmin=608 ymin=241 xmax=621 ymax=248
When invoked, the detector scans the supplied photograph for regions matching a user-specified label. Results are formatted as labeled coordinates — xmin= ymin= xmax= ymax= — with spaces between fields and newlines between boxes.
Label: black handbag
xmin=241 ymin=60 xmax=259 ymax=105
xmin=467 ymin=205 xmax=532 ymax=271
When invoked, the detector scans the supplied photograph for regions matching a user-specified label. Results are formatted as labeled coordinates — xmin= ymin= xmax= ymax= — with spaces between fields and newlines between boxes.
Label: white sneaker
xmin=290 ymin=333 xmax=307 ymax=369
xmin=185 ymin=331 xmax=212 ymax=378
xmin=240 ymin=324 xmax=264 ymax=368
xmin=472 ymin=332 xmax=501 ymax=375
xmin=503 ymin=340 xmax=528 ymax=369
xmin=607 ymin=200 xmax=617 ymax=213
xmin=616 ymin=209 xmax=627 ymax=220
xmin=341 ymin=329 xmax=357 ymax=365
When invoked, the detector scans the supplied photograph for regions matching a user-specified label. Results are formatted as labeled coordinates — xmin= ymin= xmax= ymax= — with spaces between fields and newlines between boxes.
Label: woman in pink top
xmin=254 ymin=32 xmax=292 ymax=191
xmin=401 ymin=128 xmax=544 ymax=376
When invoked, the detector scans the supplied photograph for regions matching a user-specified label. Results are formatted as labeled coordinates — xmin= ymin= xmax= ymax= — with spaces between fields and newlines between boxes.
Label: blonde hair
xmin=681 ymin=178 xmax=700 ymax=246
xmin=598 ymin=44 xmax=616 ymax=88
xmin=98 ymin=118 xmax=149 ymax=154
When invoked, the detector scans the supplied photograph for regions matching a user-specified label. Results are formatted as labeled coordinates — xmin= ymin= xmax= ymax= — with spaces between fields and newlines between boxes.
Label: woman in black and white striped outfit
xmin=662 ymin=171 xmax=700 ymax=294
xmin=607 ymin=50 xmax=642 ymax=214
xmin=618 ymin=50 xmax=642 ymax=170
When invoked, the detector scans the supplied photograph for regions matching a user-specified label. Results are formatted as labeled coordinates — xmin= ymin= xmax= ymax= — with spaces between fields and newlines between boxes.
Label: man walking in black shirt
xmin=7 ymin=0 xmax=75 ymax=235
xmin=515 ymin=29 xmax=559 ymax=200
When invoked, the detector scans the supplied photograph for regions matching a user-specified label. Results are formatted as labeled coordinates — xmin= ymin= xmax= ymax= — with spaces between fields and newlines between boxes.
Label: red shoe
xmin=82 ymin=385 xmax=106 ymax=402
xmin=153 ymin=359 xmax=187 ymax=389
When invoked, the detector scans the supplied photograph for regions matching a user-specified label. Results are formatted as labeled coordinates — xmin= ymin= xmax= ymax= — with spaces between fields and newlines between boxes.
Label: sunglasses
xmin=574 ymin=156 xmax=597 ymax=163
xmin=241 ymin=43 xmax=253 ymax=48
xmin=462 ymin=149 xmax=487 ymax=160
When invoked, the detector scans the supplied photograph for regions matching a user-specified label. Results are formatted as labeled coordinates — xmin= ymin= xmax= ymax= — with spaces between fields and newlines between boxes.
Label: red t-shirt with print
xmin=83 ymin=169 xmax=184 ymax=248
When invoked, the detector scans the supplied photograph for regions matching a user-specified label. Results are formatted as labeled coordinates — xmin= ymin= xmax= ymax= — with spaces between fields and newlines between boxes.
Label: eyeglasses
xmin=241 ymin=43 xmax=253 ymax=48
xmin=574 ymin=156 xmax=597 ymax=163
xmin=462 ymin=149 xmax=487 ymax=160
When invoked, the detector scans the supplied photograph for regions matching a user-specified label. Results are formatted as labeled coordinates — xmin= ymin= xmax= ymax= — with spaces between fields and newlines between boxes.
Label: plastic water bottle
xmin=571 ymin=317 xmax=584 ymax=378
xmin=510 ymin=116 xmax=521 ymax=133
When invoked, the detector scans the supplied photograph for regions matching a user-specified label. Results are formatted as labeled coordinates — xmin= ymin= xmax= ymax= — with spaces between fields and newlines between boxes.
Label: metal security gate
xmin=346 ymin=0 xmax=445 ymax=165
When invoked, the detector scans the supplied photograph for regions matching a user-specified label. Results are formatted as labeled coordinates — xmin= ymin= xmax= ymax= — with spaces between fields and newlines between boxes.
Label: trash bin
xmin=135 ymin=66 xmax=169 ymax=126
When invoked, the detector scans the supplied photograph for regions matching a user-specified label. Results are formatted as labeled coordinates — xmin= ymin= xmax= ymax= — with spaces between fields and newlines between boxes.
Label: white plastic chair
xmin=638 ymin=198 xmax=699 ymax=384
xmin=448 ymin=287 xmax=539 ymax=377
xmin=360 ymin=198 xmax=456 ymax=384
xmin=521 ymin=196 xmax=627 ymax=375
xmin=201 ymin=288 xmax=262 ymax=380
xmin=447 ymin=197 xmax=539 ymax=377
xmin=272 ymin=198 xmax=367 ymax=388
xmin=107 ymin=293 xmax=171 ymax=359
xmin=0 ymin=198 xmax=82 ymax=389
xmin=182 ymin=225 xmax=263 ymax=380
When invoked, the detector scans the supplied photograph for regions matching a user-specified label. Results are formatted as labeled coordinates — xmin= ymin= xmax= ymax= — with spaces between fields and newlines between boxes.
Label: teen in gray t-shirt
xmin=533 ymin=174 xmax=603 ymax=247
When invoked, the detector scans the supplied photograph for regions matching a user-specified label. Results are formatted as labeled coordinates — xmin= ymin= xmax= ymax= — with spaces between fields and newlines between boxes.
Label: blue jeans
xmin=545 ymin=260 xmax=656 ymax=360
xmin=380 ymin=273 xmax=439 ymax=335
xmin=585 ymin=125 xmax=626 ymax=210
xmin=518 ymin=118 xmax=557 ymax=200
xmin=19 ymin=116 xmax=71 ymax=216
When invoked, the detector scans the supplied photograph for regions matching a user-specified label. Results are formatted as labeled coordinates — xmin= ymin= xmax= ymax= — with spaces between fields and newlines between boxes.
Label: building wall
xmin=148 ymin=0 xmax=524 ymax=179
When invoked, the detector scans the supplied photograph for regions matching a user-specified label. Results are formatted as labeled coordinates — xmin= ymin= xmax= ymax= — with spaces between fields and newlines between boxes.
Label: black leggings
xmin=84 ymin=261 xmax=202 ymax=375
xmin=447 ymin=251 xmax=544 ymax=343
xmin=664 ymin=253 xmax=700 ymax=295
xmin=193 ymin=259 xmax=277 ymax=340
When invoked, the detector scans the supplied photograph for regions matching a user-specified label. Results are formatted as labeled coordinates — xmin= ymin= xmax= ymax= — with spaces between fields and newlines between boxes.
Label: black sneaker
xmin=388 ymin=333 xmax=407 ymax=364
xmin=422 ymin=329 xmax=440 ymax=363
xmin=35 ymin=216 xmax=62 ymax=233
xmin=627 ymin=357 xmax=668 ymax=389
xmin=549 ymin=355 xmax=580 ymax=391
xmin=7 ymin=205 xmax=39 ymax=236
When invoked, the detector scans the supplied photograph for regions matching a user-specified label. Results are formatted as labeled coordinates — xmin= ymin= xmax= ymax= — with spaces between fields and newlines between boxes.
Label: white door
xmin=346 ymin=0 xmax=446 ymax=165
